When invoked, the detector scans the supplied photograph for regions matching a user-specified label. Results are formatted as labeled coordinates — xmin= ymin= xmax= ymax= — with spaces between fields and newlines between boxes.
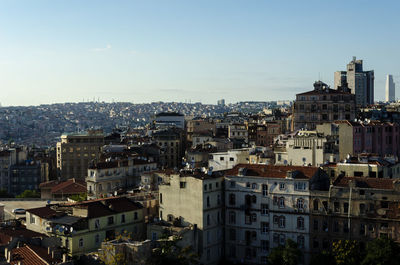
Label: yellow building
xmin=25 ymin=197 xmax=145 ymax=256
xmin=56 ymin=130 xmax=104 ymax=179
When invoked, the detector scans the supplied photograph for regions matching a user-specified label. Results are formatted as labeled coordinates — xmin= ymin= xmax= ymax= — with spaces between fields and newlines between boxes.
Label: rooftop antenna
xmin=318 ymin=72 xmax=321 ymax=81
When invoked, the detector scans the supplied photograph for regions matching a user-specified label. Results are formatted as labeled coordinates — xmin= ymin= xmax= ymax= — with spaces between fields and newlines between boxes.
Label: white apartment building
xmin=159 ymin=170 xmax=224 ymax=265
xmin=224 ymin=164 xmax=324 ymax=265
xmin=86 ymin=159 xmax=157 ymax=199
xmin=208 ymin=148 xmax=251 ymax=171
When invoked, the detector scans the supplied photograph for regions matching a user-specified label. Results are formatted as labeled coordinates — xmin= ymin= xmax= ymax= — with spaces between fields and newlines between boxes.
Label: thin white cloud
xmin=91 ymin=44 xmax=112 ymax=52
xmin=129 ymin=50 xmax=138 ymax=55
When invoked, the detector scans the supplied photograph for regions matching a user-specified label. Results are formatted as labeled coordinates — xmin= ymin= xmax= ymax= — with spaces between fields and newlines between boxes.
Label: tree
xmin=268 ymin=239 xmax=302 ymax=265
xmin=362 ymin=238 xmax=400 ymax=265
xmin=0 ymin=189 xmax=13 ymax=198
xmin=148 ymin=235 xmax=199 ymax=265
xmin=16 ymin=189 xmax=40 ymax=198
xmin=332 ymin=240 xmax=362 ymax=265
xmin=310 ymin=251 xmax=336 ymax=265
xmin=68 ymin=193 xmax=87 ymax=202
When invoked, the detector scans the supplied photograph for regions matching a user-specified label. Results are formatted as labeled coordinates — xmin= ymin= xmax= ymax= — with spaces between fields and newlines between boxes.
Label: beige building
xmin=159 ymin=170 xmax=224 ymax=265
xmin=57 ymin=130 xmax=104 ymax=180
xmin=25 ymin=197 xmax=145 ymax=256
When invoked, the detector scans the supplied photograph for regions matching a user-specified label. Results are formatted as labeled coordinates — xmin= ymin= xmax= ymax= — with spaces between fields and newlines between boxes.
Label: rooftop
xmin=226 ymin=164 xmax=320 ymax=179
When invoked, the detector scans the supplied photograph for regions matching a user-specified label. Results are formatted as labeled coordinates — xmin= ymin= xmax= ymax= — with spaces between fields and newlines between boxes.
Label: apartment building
xmin=25 ymin=197 xmax=145 ymax=256
xmin=256 ymin=122 xmax=281 ymax=147
xmin=56 ymin=130 xmax=104 ymax=180
xmin=317 ymin=120 xmax=400 ymax=160
xmin=228 ymin=124 xmax=249 ymax=144
xmin=159 ymin=170 xmax=224 ymax=265
xmin=224 ymin=164 xmax=328 ymax=265
xmin=208 ymin=148 xmax=251 ymax=171
xmin=0 ymin=147 xmax=27 ymax=193
xmin=274 ymin=130 xmax=339 ymax=167
xmin=152 ymin=128 xmax=184 ymax=169
xmin=86 ymin=159 xmax=157 ymax=199
xmin=292 ymin=81 xmax=356 ymax=131
xmin=310 ymin=175 xmax=400 ymax=255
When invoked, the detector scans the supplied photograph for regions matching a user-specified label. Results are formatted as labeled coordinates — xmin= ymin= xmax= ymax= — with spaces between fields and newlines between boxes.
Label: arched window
xmin=279 ymin=216 xmax=285 ymax=228
xmin=279 ymin=197 xmax=285 ymax=208
xmin=79 ymin=238 xmax=84 ymax=248
xmin=297 ymin=198 xmax=304 ymax=209
xmin=313 ymin=199 xmax=319 ymax=211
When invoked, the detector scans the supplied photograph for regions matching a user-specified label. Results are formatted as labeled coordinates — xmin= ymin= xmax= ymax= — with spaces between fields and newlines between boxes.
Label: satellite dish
xmin=302 ymin=157 xmax=306 ymax=162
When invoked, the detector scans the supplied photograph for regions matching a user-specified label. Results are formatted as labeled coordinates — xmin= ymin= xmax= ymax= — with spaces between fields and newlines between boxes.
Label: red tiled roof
xmin=334 ymin=177 xmax=395 ymax=190
xmin=9 ymin=245 xmax=59 ymax=265
xmin=39 ymin=180 xmax=58 ymax=189
xmin=226 ymin=164 xmax=319 ymax=179
xmin=0 ymin=226 xmax=47 ymax=246
xmin=51 ymin=178 xmax=86 ymax=195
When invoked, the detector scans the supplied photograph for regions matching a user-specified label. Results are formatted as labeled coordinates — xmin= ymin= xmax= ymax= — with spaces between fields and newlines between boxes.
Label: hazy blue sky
xmin=0 ymin=0 xmax=399 ymax=106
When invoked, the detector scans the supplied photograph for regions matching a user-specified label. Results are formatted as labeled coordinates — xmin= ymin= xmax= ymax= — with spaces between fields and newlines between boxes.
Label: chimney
xmin=63 ymin=253 xmax=67 ymax=263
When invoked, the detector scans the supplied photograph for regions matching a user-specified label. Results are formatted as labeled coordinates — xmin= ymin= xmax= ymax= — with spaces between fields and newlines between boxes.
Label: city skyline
xmin=1 ymin=0 xmax=400 ymax=106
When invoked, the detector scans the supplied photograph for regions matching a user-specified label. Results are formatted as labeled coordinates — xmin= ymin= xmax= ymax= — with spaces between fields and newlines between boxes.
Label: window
xmin=95 ymin=234 xmax=100 ymax=244
xmin=279 ymin=216 xmax=286 ymax=228
xmin=297 ymin=217 xmax=304 ymax=230
xmin=261 ymin=256 xmax=268 ymax=264
xmin=322 ymin=220 xmax=328 ymax=232
xmin=261 ymin=222 xmax=269 ymax=234
xmin=229 ymin=157 xmax=234 ymax=161
xmin=207 ymin=248 xmax=211 ymax=261
xmin=229 ymin=194 xmax=236 ymax=205
xmin=273 ymin=233 xmax=279 ymax=244
xmin=344 ymin=202 xmax=349 ymax=213
xmin=30 ymin=215 xmax=35 ymax=224
xmin=279 ymin=183 xmax=285 ymax=190
xmin=108 ymin=216 xmax=114 ymax=225
xmin=297 ymin=198 xmax=304 ymax=210
xmin=230 ymin=181 xmax=236 ymax=188
xmin=121 ymin=214 xmax=125 ymax=223
xmin=313 ymin=238 xmax=319 ymax=248
xmin=279 ymin=234 xmax=286 ymax=245
xmin=207 ymin=196 xmax=210 ymax=207
xmin=313 ymin=199 xmax=319 ymax=211
xmin=262 ymin=184 xmax=268 ymax=196
xmin=180 ymin=182 xmax=186 ymax=188
xmin=313 ymin=220 xmax=319 ymax=231
xmin=261 ymin=240 xmax=269 ymax=252
xmin=251 ymin=213 xmax=257 ymax=222
xmin=207 ymin=214 xmax=210 ymax=226
xmin=79 ymin=238 xmax=84 ymax=248
xmin=252 ymin=183 xmax=257 ymax=189
xmin=297 ymin=235 xmax=305 ymax=249
xmin=273 ymin=215 xmax=279 ymax=225
xmin=159 ymin=193 xmax=163 ymax=204
xmin=229 ymin=211 xmax=236 ymax=224
xmin=209 ymin=183 xmax=212 ymax=190
xmin=216 ymin=182 xmax=219 ymax=188
xmin=217 ymin=195 xmax=221 ymax=205
xmin=279 ymin=197 xmax=285 ymax=208
xmin=334 ymin=221 xmax=339 ymax=232
xmin=295 ymin=182 xmax=306 ymax=191
xmin=229 ymin=228 xmax=236 ymax=241
xmin=360 ymin=224 xmax=366 ymax=235
xmin=334 ymin=202 xmax=340 ymax=213
xmin=261 ymin=204 xmax=269 ymax=215
xmin=245 ymin=214 xmax=252 ymax=224
xmin=252 ymin=231 xmax=257 ymax=241
xmin=359 ymin=203 xmax=366 ymax=215
xmin=246 ymin=182 xmax=251 ymax=188
xmin=220 ymin=157 xmax=224 ymax=161
xmin=204 ymin=184 xmax=207 ymax=191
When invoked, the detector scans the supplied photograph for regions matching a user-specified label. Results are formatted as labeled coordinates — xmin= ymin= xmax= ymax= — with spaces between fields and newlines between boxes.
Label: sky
xmin=0 ymin=0 xmax=399 ymax=106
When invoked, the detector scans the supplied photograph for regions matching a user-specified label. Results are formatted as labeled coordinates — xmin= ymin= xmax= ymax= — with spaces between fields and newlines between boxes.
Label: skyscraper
xmin=334 ymin=57 xmax=374 ymax=106
xmin=385 ymin=74 xmax=395 ymax=102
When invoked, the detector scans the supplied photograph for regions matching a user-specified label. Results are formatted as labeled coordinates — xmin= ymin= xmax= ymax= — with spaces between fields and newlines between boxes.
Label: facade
xmin=208 ymin=148 xmax=251 ymax=171
xmin=224 ymin=164 xmax=327 ymax=265
xmin=385 ymin=74 xmax=396 ymax=102
xmin=0 ymin=147 xmax=27 ymax=193
xmin=228 ymin=124 xmax=249 ymax=144
xmin=56 ymin=130 xmax=104 ymax=180
xmin=317 ymin=120 xmax=400 ymax=160
xmin=9 ymin=161 xmax=41 ymax=196
xmin=292 ymin=81 xmax=356 ymax=131
xmin=154 ymin=112 xmax=185 ymax=129
xmin=310 ymin=175 xmax=400 ymax=256
xmin=274 ymin=130 xmax=339 ymax=167
xmin=25 ymin=197 xmax=145 ymax=256
xmin=256 ymin=123 xmax=281 ymax=147
xmin=159 ymin=170 xmax=224 ymax=265
xmin=152 ymin=128 xmax=184 ymax=169
xmin=334 ymin=57 xmax=374 ymax=106
xmin=186 ymin=119 xmax=216 ymax=144
xmin=86 ymin=159 xmax=157 ymax=199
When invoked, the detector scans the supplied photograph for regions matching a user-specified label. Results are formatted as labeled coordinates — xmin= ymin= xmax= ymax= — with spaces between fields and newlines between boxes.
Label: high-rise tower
xmin=334 ymin=57 xmax=374 ymax=106
xmin=385 ymin=74 xmax=395 ymax=102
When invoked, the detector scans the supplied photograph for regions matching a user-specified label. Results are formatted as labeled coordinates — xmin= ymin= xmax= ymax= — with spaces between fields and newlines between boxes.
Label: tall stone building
xmin=334 ymin=57 xmax=374 ymax=106
xmin=56 ymin=130 xmax=104 ymax=180
xmin=292 ymin=81 xmax=356 ymax=131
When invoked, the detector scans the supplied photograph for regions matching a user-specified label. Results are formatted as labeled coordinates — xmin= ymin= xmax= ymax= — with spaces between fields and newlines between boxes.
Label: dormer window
xmin=279 ymin=183 xmax=285 ymax=190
